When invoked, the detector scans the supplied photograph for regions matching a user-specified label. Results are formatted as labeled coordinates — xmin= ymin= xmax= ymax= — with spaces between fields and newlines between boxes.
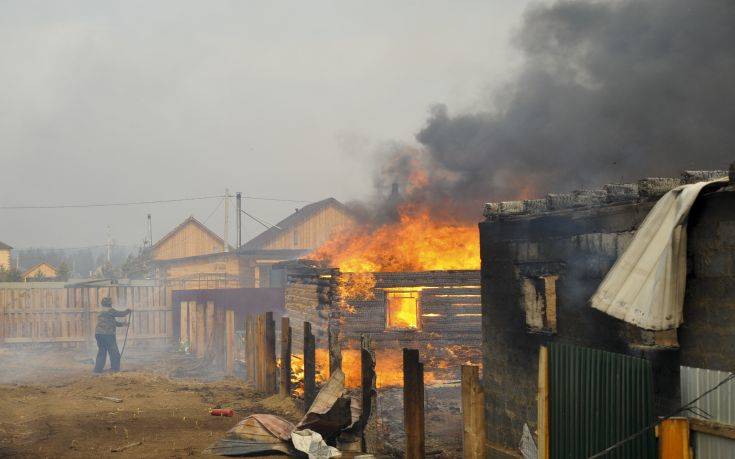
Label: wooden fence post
xmin=196 ymin=303 xmax=206 ymax=358
xmin=328 ymin=325 xmax=342 ymax=377
xmin=226 ymin=309 xmax=235 ymax=376
xmin=462 ymin=364 xmax=486 ymax=459
xmin=188 ymin=303 xmax=197 ymax=354
xmin=179 ymin=302 xmax=188 ymax=347
xmin=659 ymin=418 xmax=691 ymax=459
xmin=304 ymin=321 xmax=316 ymax=408
xmin=257 ymin=314 xmax=266 ymax=391
xmin=538 ymin=346 xmax=549 ymax=459
xmin=265 ymin=312 xmax=276 ymax=393
xmin=244 ymin=315 xmax=253 ymax=383
xmin=206 ymin=301 xmax=215 ymax=358
xmin=361 ymin=334 xmax=379 ymax=452
xmin=280 ymin=316 xmax=292 ymax=397
xmin=403 ymin=348 xmax=425 ymax=459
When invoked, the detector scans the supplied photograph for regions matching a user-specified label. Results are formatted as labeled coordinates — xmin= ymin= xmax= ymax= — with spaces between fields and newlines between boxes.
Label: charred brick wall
xmin=480 ymin=184 xmax=735 ymax=457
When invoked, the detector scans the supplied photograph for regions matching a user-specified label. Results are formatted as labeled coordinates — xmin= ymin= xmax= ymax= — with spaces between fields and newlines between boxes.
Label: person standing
xmin=93 ymin=297 xmax=131 ymax=373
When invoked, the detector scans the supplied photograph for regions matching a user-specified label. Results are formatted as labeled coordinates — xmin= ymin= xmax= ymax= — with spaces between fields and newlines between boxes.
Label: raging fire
xmin=309 ymin=205 xmax=480 ymax=273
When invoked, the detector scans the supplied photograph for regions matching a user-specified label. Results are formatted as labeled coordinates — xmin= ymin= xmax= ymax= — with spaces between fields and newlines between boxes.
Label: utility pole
xmin=147 ymin=214 xmax=153 ymax=248
xmin=236 ymin=192 xmax=242 ymax=248
xmin=106 ymin=226 xmax=112 ymax=263
xmin=223 ymin=189 xmax=229 ymax=252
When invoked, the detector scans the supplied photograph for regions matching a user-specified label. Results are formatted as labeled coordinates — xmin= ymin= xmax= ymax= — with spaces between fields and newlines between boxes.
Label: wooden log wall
xmin=339 ymin=270 xmax=483 ymax=375
xmin=0 ymin=283 xmax=172 ymax=347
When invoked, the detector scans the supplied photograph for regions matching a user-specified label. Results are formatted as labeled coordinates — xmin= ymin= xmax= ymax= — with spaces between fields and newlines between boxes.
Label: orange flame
xmin=309 ymin=204 xmax=480 ymax=273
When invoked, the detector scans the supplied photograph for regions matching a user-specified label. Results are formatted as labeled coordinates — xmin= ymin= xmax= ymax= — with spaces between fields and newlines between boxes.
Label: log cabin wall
xmin=282 ymin=265 xmax=338 ymax=354
xmin=339 ymin=270 xmax=483 ymax=377
xmin=279 ymin=263 xmax=483 ymax=381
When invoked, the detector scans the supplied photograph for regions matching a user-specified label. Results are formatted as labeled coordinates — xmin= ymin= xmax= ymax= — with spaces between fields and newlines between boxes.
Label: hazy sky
xmin=0 ymin=1 xmax=533 ymax=248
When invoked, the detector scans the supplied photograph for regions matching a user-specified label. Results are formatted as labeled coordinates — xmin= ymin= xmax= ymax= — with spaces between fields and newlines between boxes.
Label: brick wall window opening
xmin=522 ymin=275 xmax=558 ymax=333
xmin=386 ymin=291 xmax=420 ymax=330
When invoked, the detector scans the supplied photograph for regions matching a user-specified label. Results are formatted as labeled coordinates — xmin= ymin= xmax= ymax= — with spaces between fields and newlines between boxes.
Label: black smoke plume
xmin=375 ymin=0 xmax=735 ymax=220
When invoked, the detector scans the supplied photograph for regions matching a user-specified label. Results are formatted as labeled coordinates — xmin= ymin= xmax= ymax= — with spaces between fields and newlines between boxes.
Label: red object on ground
xmin=210 ymin=408 xmax=234 ymax=417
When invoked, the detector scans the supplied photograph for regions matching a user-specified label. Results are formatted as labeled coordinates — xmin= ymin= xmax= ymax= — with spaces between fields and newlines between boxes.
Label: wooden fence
xmin=0 ymin=281 xmax=173 ymax=347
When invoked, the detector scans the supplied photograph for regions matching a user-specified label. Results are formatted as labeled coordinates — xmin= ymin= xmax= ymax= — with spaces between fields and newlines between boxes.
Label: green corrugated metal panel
xmin=549 ymin=343 xmax=656 ymax=458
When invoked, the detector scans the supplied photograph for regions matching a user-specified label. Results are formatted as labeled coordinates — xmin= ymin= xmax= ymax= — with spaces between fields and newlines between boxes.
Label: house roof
xmin=151 ymin=216 xmax=226 ymax=251
xmin=21 ymin=262 xmax=57 ymax=278
xmin=0 ymin=241 xmax=12 ymax=250
xmin=240 ymin=198 xmax=351 ymax=251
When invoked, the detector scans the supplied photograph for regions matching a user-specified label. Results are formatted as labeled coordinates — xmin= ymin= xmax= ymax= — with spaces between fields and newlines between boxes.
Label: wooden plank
xmin=462 ymin=364 xmax=486 ymax=459
xmin=179 ymin=302 xmax=188 ymax=345
xmin=328 ymin=325 xmax=341 ymax=378
xmin=257 ymin=314 xmax=266 ymax=391
xmin=689 ymin=417 xmax=735 ymax=440
xmin=304 ymin=321 xmax=316 ymax=408
xmin=361 ymin=334 xmax=379 ymax=453
xmin=226 ymin=309 xmax=235 ymax=376
xmin=245 ymin=315 xmax=255 ymax=384
xmin=280 ymin=317 xmax=292 ymax=397
xmin=403 ymin=348 xmax=425 ymax=459
xmin=659 ymin=418 xmax=691 ymax=458
xmin=188 ymin=302 xmax=197 ymax=354
xmin=537 ymin=346 xmax=549 ymax=459
xmin=206 ymin=301 xmax=215 ymax=358
xmin=196 ymin=303 xmax=205 ymax=358
xmin=265 ymin=312 xmax=276 ymax=394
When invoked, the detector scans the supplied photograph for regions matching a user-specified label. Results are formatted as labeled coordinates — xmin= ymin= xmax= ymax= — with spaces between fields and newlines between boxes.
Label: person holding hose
xmin=93 ymin=297 xmax=131 ymax=373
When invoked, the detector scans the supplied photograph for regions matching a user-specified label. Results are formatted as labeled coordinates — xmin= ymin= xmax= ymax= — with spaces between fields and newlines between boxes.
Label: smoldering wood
xmin=403 ymin=348 xmax=425 ymax=459
xmin=328 ymin=325 xmax=342 ymax=376
xmin=360 ymin=334 xmax=379 ymax=453
xmin=303 ymin=321 xmax=316 ymax=408
xmin=280 ymin=316 xmax=292 ymax=397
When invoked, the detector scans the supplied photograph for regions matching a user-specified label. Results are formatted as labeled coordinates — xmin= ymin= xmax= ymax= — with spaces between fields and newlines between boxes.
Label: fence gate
xmin=548 ymin=343 xmax=656 ymax=458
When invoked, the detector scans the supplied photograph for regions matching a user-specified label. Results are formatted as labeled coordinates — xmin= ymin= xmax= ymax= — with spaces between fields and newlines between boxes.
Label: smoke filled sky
xmin=2 ymin=0 xmax=733 ymax=248
xmin=0 ymin=0 xmax=531 ymax=247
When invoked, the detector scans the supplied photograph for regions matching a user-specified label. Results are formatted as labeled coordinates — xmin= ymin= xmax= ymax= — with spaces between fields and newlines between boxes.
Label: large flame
xmin=309 ymin=205 xmax=480 ymax=273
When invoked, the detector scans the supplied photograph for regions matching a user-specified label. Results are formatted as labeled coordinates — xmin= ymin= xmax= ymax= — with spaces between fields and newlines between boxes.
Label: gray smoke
xmin=405 ymin=0 xmax=735 ymax=214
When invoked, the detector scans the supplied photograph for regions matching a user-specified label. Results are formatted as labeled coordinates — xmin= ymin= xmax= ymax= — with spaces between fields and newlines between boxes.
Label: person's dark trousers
xmin=94 ymin=333 xmax=121 ymax=373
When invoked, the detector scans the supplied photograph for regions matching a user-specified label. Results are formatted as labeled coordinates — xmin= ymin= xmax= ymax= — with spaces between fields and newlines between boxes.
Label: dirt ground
xmin=0 ymin=347 xmax=302 ymax=459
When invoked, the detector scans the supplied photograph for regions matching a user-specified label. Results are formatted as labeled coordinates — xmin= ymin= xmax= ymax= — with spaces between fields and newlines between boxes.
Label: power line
xmin=240 ymin=209 xmax=281 ymax=230
xmin=202 ymin=197 xmax=225 ymax=225
xmin=0 ymin=195 xmax=225 ymax=210
xmin=0 ymin=194 xmax=315 ymax=210
xmin=587 ymin=371 xmax=735 ymax=458
xmin=241 ymin=195 xmax=313 ymax=204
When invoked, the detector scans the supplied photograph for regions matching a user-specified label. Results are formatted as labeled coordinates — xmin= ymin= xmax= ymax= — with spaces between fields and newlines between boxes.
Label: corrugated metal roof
xmin=681 ymin=366 xmax=735 ymax=459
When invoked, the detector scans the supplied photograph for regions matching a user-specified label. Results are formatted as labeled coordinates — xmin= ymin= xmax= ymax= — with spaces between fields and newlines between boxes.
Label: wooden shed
xmin=21 ymin=262 xmax=58 ymax=281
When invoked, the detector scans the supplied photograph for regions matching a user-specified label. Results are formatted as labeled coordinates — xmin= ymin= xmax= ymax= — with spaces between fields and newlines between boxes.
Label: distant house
xmin=21 ymin=262 xmax=58 ymax=281
xmin=152 ymin=198 xmax=354 ymax=289
xmin=240 ymin=198 xmax=354 ymax=251
xmin=0 ymin=241 xmax=11 ymax=270
xmin=151 ymin=216 xmax=228 ymax=261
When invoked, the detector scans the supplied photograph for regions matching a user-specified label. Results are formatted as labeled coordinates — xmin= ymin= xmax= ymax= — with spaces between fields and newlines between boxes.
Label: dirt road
xmin=0 ymin=349 xmax=301 ymax=458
